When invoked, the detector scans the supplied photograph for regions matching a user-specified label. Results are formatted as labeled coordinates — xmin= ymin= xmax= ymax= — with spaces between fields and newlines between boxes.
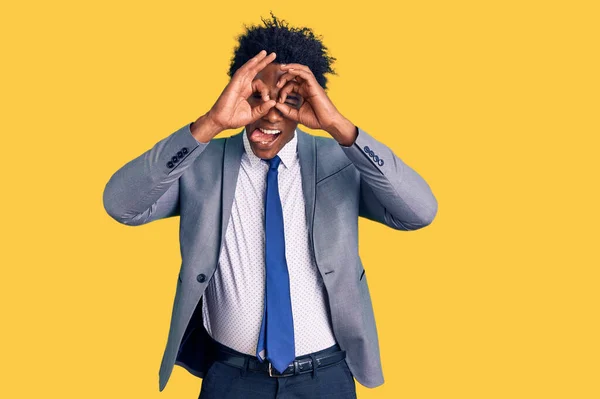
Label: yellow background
xmin=1 ymin=0 xmax=598 ymax=398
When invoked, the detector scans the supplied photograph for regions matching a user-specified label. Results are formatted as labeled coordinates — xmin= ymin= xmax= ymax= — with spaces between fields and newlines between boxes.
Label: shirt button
xmin=196 ymin=273 xmax=207 ymax=283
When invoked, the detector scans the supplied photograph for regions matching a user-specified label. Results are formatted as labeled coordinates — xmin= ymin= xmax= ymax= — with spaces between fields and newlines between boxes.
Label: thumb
xmin=274 ymin=102 xmax=299 ymax=122
xmin=250 ymin=99 xmax=276 ymax=120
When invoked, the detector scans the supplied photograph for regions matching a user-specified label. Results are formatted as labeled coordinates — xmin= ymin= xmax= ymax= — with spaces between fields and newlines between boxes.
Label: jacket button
xmin=177 ymin=151 xmax=183 ymax=158
xmin=196 ymin=273 xmax=207 ymax=283
xmin=167 ymin=161 xmax=174 ymax=168
xmin=182 ymin=147 xmax=188 ymax=154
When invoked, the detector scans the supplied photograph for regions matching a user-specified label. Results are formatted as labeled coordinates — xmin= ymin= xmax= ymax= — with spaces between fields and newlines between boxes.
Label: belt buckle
xmin=268 ymin=362 xmax=290 ymax=378
xmin=268 ymin=362 xmax=276 ymax=377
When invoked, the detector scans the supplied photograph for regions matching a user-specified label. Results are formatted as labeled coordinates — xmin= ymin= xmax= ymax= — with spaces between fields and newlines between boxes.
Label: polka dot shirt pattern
xmin=202 ymin=129 xmax=337 ymax=357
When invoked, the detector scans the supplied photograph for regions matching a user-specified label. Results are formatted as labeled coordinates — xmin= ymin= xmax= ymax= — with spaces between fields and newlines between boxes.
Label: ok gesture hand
xmin=274 ymin=64 xmax=341 ymax=131
xmin=273 ymin=63 xmax=357 ymax=146
xmin=205 ymin=50 xmax=278 ymax=132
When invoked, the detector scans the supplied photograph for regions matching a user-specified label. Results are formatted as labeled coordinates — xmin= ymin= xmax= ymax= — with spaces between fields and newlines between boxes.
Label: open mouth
xmin=248 ymin=127 xmax=282 ymax=147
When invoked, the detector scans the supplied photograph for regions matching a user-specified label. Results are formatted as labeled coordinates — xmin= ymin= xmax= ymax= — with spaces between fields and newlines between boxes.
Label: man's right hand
xmin=191 ymin=50 xmax=277 ymax=143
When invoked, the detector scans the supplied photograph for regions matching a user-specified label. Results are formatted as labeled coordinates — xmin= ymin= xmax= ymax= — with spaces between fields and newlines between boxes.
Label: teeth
xmin=259 ymin=128 xmax=281 ymax=135
xmin=260 ymin=141 xmax=269 ymax=144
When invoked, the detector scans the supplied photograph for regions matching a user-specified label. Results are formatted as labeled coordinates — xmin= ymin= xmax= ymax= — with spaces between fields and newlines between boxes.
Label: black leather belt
xmin=213 ymin=344 xmax=346 ymax=378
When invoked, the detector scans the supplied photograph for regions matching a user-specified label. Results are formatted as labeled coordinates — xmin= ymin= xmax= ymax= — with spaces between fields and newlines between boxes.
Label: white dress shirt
xmin=201 ymin=129 xmax=337 ymax=357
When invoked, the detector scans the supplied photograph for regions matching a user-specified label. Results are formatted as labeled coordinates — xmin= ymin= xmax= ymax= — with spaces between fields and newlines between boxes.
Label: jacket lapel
xmin=220 ymin=131 xmax=244 ymax=246
xmin=297 ymin=129 xmax=316 ymax=239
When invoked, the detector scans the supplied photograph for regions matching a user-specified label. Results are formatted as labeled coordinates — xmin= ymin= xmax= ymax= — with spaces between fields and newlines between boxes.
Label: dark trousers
xmin=198 ymin=339 xmax=357 ymax=399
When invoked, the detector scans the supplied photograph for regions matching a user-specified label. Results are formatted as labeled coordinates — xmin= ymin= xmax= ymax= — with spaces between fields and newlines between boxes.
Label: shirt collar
xmin=242 ymin=128 xmax=298 ymax=168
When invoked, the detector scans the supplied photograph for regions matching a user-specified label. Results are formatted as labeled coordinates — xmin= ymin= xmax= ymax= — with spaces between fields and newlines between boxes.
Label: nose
xmin=262 ymin=98 xmax=284 ymax=123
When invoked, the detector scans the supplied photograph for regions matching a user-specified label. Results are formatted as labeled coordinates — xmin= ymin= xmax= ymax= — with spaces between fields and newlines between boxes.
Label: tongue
xmin=249 ymin=128 xmax=279 ymax=143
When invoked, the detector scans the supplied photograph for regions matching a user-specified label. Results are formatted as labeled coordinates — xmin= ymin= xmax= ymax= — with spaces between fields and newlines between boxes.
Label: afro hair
xmin=228 ymin=12 xmax=337 ymax=90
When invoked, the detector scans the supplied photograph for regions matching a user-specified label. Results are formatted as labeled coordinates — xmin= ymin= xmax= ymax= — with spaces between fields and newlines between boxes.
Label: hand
xmin=274 ymin=64 xmax=357 ymax=145
xmin=205 ymin=50 xmax=278 ymax=133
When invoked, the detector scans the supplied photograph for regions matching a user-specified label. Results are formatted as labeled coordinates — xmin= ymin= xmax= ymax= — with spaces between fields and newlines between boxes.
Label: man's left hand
xmin=274 ymin=64 xmax=358 ymax=146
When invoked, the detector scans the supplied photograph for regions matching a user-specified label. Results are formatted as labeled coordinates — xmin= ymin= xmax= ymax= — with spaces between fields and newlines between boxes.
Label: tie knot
xmin=267 ymin=155 xmax=281 ymax=171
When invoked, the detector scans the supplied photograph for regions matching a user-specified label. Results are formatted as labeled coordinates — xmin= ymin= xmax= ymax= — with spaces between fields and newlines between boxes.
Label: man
xmin=103 ymin=14 xmax=437 ymax=398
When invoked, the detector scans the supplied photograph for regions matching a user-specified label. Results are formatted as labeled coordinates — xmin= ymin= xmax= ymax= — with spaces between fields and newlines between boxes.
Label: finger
xmin=247 ymin=51 xmax=277 ymax=77
xmin=276 ymin=72 xmax=302 ymax=88
xmin=234 ymin=50 xmax=267 ymax=77
xmin=277 ymin=68 xmax=315 ymax=88
xmin=280 ymin=63 xmax=312 ymax=73
xmin=278 ymin=81 xmax=300 ymax=103
xmin=252 ymin=79 xmax=271 ymax=101
xmin=284 ymin=68 xmax=313 ymax=81
xmin=250 ymin=99 xmax=276 ymax=121
xmin=274 ymin=102 xmax=300 ymax=122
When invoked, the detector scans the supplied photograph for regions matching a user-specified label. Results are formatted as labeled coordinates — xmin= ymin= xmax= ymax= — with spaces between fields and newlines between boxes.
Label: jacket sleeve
xmin=340 ymin=126 xmax=438 ymax=231
xmin=102 ymin=122 xmax=210 ymax=226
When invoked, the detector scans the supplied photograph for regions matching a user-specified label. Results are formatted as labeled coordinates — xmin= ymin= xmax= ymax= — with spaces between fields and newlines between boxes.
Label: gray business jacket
xmin=102 ymin=122 xmax=438 ymax=391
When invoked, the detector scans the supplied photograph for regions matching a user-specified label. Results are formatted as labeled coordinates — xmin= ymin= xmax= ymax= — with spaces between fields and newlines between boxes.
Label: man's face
xmin=245 ymin=63 xmax=303 ymax=160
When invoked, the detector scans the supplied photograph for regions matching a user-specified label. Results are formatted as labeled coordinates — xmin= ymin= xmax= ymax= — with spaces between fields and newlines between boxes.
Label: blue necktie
xmin=256 ymin=155 xmax=296 ymax=373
